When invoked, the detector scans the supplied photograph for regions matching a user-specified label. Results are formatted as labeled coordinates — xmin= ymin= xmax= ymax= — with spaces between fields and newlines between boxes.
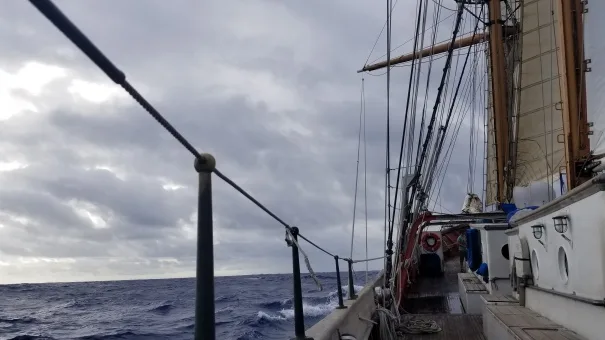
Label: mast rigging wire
xmin=383 ymin=0 xmax=395 ymax=282
xmin=350 ymin=79 xmax=365 ymax=259
xmin=384 ymin=0 xmax=426 ymax=283
xmin=404 ymin=3 xmax=465 ymax=223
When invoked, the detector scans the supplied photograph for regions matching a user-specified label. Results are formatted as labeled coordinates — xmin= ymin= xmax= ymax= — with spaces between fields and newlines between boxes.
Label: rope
xmin=398 ymin=316 xmax=442 ymax=334
xmin=376 ymin=307 xmax=441 ymax=338
xmin=376 ymin=307 xmax=398 ymax=340
xmin=352 ymin=255 xmax=387 ymax=264
xmin=286 ymin=229 xmax=323 ymax=291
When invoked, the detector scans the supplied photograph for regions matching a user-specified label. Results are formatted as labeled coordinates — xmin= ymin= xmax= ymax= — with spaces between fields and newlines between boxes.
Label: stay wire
xmin=350 ymin=79 xmax=365 ymax=259
xmin=406 ymin=3 xmax=465 ymax=213
xmin=384 ymin=0 xmax=394 ymax=267
xmin=363 ymin=79 xmax=369 ymax=284
xmin=423 ymin=6 xmax=482 ymax=198
xmin=388 ymin=0 xmax=426 ymax=244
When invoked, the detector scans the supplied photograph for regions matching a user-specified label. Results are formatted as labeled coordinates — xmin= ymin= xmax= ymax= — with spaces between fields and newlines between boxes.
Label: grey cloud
xmin=0 ymin=0 xmax=483 ymax=283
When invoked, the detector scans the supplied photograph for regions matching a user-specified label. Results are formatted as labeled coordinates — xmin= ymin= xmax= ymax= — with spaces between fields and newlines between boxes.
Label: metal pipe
xmin=288 ymin=227 xmax=311 ymax=339
xmin=194 ymin=153 xmax=217 ymax=340
xmin=334 ymin=256 xmax=346 ymax=309
xmin=347 ymin=260 xmax=357 ymax=300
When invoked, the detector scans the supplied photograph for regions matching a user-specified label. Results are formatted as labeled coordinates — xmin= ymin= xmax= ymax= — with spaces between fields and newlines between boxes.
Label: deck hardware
xmin=347 ymin=259 xmax=357 ymax=300
xmin=334 ymin=256 xmax=347 ymax=309
xmin=552 ymin=215 xmax=569 ymax=233
xmin=531 ymin=224 xmax=544 ymax=239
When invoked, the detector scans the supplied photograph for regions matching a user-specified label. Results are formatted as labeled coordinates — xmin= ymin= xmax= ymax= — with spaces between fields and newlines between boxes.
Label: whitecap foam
xmin=256 ymin=310 xmax=287 ymax=321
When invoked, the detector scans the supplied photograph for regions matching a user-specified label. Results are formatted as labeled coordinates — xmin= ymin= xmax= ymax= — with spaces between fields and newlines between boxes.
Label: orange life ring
xmin=421 ymin=232 xmax=441 ymax=252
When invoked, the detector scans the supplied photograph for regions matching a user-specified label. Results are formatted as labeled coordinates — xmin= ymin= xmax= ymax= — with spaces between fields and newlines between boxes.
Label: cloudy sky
xmin=0 ymin=0 xmax=482 ymax=284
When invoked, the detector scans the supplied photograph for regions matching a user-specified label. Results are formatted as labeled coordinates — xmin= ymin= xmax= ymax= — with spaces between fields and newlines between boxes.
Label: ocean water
xmin=0 ymin=271 xmax=376 ymax=340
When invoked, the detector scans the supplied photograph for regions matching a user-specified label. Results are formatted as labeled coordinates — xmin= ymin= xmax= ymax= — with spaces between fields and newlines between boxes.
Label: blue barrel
xmin=466 ymin=228 xmax=482 ymax=271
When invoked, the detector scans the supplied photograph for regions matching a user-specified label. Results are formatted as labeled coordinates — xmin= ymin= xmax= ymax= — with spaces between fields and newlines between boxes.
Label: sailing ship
xmin=25 ymin=0 xmax=605 ymax=339
xmin=306 ymin=0 xmax=605 ymax=339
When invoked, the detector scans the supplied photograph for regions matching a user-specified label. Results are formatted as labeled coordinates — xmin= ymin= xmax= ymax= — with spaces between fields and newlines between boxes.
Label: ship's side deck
xmin=398 ymin=258 xmax=485 ymax=340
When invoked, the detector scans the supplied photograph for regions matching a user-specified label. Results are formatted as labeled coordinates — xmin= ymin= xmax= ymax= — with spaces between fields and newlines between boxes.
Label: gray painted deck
xmin=398 ymin=258 xmax=486 ymax=340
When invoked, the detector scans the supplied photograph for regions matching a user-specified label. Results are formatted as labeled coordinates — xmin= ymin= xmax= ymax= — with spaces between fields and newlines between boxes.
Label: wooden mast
xmin=555 ymin=0 xmax=591 ymax=190
xmin=487 ymin=0 xmax=510 ymax=204
xmin=359 ymin=1 xmax=512 ymax=204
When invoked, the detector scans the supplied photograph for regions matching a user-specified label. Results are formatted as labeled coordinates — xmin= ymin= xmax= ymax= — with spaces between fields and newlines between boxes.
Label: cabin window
xmin=501 ymin=244 xmax=509 ymax=260
xmin=558 ymin=246 xmax=569 ymax=283
xmin=531 ymin=250 xmax=539 ymax=280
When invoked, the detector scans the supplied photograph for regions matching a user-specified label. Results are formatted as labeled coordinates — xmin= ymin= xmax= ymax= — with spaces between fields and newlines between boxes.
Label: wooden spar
xmin=358 ymin=33 xmax=488 ymax=73
xmin=487 ymin=0 xmax=510 ymax=204
xmin=556 ymin=0 xmax=590 ymax=190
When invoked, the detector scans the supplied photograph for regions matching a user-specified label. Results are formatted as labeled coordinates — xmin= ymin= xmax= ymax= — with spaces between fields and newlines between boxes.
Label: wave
xmin=7 ymin=336 xmax=57 ymax=340
xmin=215 ymin=294 xmax=237 ymax=302
xmin=253 ymin=283 xmax=367 ymax=326
xmin=236 ymin=330 xmax=264 ymax=340
xmin=0 ymin=316 xmax=38 ymax=324
xmin=258 ymin=298 xmax=290 ymax=309
xmin=148 ymin=301 xmax=174 ymax=314
xmin=76 ymin=331 xmax=147 ymax=339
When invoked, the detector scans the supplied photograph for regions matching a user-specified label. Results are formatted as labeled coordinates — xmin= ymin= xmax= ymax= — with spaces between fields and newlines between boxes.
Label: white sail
xmin=513 ymin=0 xmax=565 ymax=189
xmin=584 ymin=1 xmax=605 ymax=155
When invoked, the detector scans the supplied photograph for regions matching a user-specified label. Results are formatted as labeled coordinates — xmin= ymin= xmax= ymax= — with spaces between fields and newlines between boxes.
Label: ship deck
xmin=398 ymin=258 xmax=485 ymax=340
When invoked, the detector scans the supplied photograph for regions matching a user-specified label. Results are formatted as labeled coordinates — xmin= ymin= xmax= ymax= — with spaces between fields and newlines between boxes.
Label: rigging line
xmin=363 ymin=78 xmax=369 ymax=284
xmin=431 ymin=0 xmax=455 ymax=12
xmin=432 ymin=68 xmax=486 ymax=207
xmin=353 ymin=256 xmax=388 ymax=264
xmin=426 ymin=8 xmax=483 ymax=201
xmin=468 ymin=36 xmax=481 ymax=193
xmin=406 ymin=3 xmax=465 ymax=212
xmin=350 ymin=79 xmax=365 ymax=259
xmin=387 ymin=0 xmax=428 ymax=289
xmin=384 ymin=0 xmax=395 ymax=267
xmin=405 ymin=0 xmax=431 ymax=184
xmin=433 ymin=53 xmax=484 ymax=184
xmin=363 ymin=0 xmax=400 ymax=67
xmin=297 ymin=233 xmax=337 ymax=258
xmin=387 ymin=0 xmax=426 ymax=242
xmin=368 ymin=11 xmax=457 ymax=65
xmin=415 ymin=0 xmax=445 ymax=164
xmin=29 ymin=0 xmax=299 ymax=234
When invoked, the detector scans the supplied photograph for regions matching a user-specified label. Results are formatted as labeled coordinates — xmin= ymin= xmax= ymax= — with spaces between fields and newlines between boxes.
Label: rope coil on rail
xmin=285 ymin=229 xmax=323 ymax=291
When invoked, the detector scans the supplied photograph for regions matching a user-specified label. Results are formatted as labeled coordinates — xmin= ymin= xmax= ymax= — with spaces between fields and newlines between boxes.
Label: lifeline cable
xmin=29 ymin=0 xmax=299 ymax=236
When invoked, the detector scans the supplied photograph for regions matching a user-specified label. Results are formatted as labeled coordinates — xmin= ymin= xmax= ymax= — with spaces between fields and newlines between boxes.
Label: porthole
xmin=531 ymin=250 xmax=539 ymax=280
xmin=558 ymin=246 xmax=569 ymax=283
xmin=501 ymin=244 xmax=510 ymax=260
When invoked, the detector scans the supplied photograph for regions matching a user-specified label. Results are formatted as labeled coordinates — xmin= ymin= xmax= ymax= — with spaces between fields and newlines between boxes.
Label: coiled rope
xmin=398 ymin=315 xmax=442 ymax=335
xmin=376 ymin=298 xmax=441 ymax=338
